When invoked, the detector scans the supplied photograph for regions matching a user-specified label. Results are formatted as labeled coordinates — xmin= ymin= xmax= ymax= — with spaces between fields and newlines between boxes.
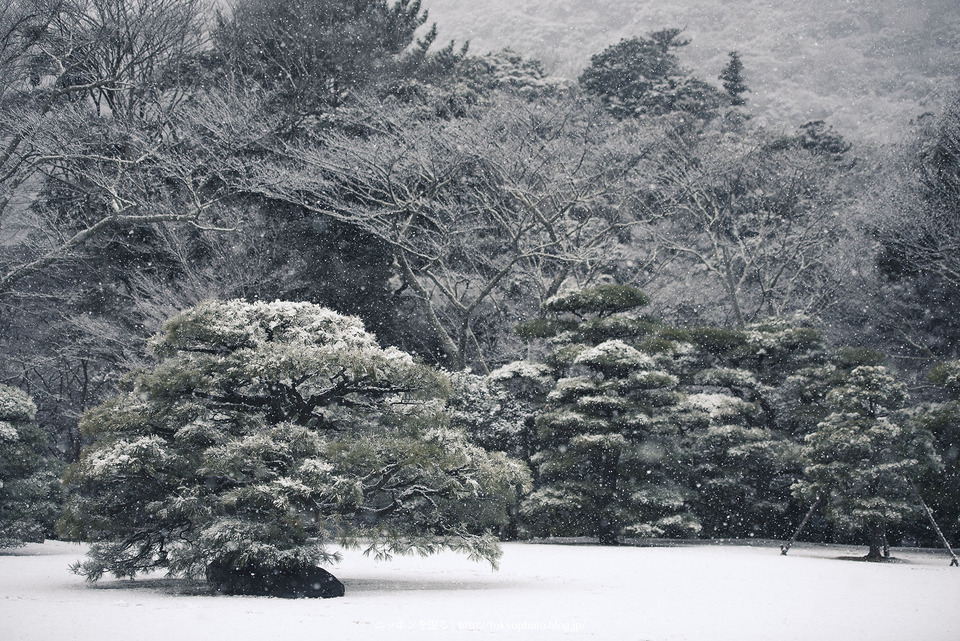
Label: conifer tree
xmin=793 ymin=365 xmax=941 ymax=559
xmin=449 ymin=361 xmax=554 ymax=539
xmin=719 ymin=51 xmax=749 ymax=107
xmin=0 ymin=385 xmax=61 ymax=548
xmin=914 ymin=359 xmax=960 ymax=542
xmin=797 ymin=120 xmax=852 ymax=160
xmin=677 ymin=373 xmax=798 ymax=538
xmin=214 ymin=0 xmax=433 ymax=110
xmin=676 ymin=317 xmax=825 ymax=537
xmin=59 ymin=300 xmax=528 ymax=594
xmin=579 ymin=29 xmax=723 ymax=121
xmin=516 ymin=295 xmax=829 ymax=542
xmin=518 ymin=285 xmax=701 ymax=543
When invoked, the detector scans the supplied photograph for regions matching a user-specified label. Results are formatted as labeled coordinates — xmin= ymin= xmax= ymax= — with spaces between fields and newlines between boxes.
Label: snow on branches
xmin=59 ymin=300 xmax=528 ymax=591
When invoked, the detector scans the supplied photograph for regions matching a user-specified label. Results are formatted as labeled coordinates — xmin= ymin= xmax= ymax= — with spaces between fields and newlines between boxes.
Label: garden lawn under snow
xmin=2 ymin=541 xmax=958 ymax=641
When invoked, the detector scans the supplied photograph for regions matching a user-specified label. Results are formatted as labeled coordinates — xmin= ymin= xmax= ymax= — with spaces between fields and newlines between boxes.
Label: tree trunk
xmin=596 ymin=448 xmax=621 ymax=545
xmin=866 ymin=522 xmax=886 ymax=561
xmin=720 ymin=243 xmax=747 ymax=327
xmin=501 ymin=483 xmax=523 ymax=542
xmin=597 ymin=525 xmax=620 ymax=546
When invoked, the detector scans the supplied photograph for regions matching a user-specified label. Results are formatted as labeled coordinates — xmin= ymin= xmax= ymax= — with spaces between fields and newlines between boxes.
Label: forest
xmin=1 ymin=0 xmax=959 ymax=595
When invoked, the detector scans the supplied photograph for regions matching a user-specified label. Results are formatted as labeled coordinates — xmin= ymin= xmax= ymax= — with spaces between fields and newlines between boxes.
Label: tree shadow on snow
xmin=87 ymin=575 xmax=518 ymax=596
xmin=835 ymin=555 xmax=910 ymax=564
xmin=88 ymin=577 xmax=213 ymax=596
xmin=340 ymin=576 xmax=515 ymax=593
xmin=0 ymin=542 xmax=86 ymax=557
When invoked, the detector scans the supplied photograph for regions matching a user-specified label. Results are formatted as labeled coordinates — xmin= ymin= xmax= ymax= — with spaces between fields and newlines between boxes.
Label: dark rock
xmin=206 ymin=558 xmax=345 ymax=598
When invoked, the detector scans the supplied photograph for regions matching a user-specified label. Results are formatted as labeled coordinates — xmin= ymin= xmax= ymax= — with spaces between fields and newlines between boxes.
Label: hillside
xmin=423 ymin=0 xmax=960 ymax=142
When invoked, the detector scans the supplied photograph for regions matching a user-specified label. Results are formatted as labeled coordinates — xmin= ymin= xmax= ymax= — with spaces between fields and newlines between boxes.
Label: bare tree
xmin=876 ymin=97 xmax=960 ymax=291
xmin=866 ymin=96 xmax=960 ymax=360
xmin=242 ymin=96 xmax=652 ymax=370
xmin=0 ymin=78 xmax=276 ymax=459
xmin=0 ymin=0 xmax=213 ymax=300
xmin=644 ymin=129 xmax=848 ymax=327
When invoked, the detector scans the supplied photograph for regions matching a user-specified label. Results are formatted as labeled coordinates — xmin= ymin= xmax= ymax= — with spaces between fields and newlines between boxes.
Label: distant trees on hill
xmin=578 ymin=28 xmax=725 ymax=122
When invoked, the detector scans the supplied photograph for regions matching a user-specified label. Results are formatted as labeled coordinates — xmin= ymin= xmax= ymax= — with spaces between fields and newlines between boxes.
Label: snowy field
xmin=3 ymin=540 xmax=959 ymax=641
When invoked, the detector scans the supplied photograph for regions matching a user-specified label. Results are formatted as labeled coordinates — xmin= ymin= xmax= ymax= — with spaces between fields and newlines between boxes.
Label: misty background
xmin=426 ymin=0 xmax=960 ymax=141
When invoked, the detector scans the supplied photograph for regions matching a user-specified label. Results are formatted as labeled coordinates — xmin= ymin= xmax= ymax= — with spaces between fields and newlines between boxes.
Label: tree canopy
xmin=0 ymin=384 xmax=61 ymax=548
xmin=59 ymin=300 xmax=529 ymax=591
xmin=793 ymin=365 xmax=941 ymax=559
xmin=578 ymin=29 xmax=724 ymax=121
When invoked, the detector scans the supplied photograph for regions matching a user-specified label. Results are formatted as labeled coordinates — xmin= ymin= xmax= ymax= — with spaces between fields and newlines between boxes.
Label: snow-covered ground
xmin=2 ymin=540 xmax=958 ymax=641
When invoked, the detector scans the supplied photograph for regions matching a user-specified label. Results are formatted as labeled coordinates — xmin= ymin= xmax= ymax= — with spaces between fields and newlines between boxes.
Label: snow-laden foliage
xmin=522 ymin=287 xmax=834 ymax=542
xmin=543 ymin=284 xmax=650 ymax=317
xmin=457 ymin=48 xmax=569 ymax=99
xmin=59 ymin=301 xmax=529 ymax=585
xmin=0 ymin=385 xmax=61 ymax=548
xmin=448 ymin=370 xmax=530 ymax=456
xmin=678 ymin=393 xmax=757 ymax=423
xmin=694 ymin=367 xmax=758 ymax=389
xmin=822 ymin=366 xmax=908 ymax=415
xmin=488 ymin=360 xmax=555 ymax=387
xmin=578 ymin=28 xmax=724 ymax=121
xmin=928 ymin=360 xmax=960 ymax=397
xmin=523 ymin=285 xmax=700 ymax=543
xmin=449 ymin=363 xmax=553 ymax=503
xmin=793 ymin=364 xmax=940 ymax=558
xmin=627 ymin=370 xmax=680 ymax=391
xmin=574 ymin=340 xmax=656 ymax=376
xmin=735 ymin=316 xmax=826 ymax=380
xmin=0 ymin=385 xmax=37 ymax=423
xmin=917 ymin=363 xmax=960 ymax=538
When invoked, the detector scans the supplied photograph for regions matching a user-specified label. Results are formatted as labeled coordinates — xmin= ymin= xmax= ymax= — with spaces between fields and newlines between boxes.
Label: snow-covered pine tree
xmin=793 ymin=365 xmax=941 ymax=560
xmin=919 ymin=360 xmax=960 ymax=543
xmin=58 ymin=300 xmax=528 ymax=595
xmin=448 ymin=361 xmax=554 ymax=539
xmin=0 ymin=385 xmax=61 ymax=548
xmin=448 ymin=361 xmax=555 ymax=461
xmin=674 ymin=377 xmax=796 ymax=538
xmin=518 ymin=293 xmax=831 ymax=542
xmin=671 ymin=316 xmax=824 ymax=538
xmin=579 ymin=28 xmax=724 ymax=121
xmin=719 ymin=51 xmax=749 ymax=107
xmin=518 ymin=285 xmax=701 ymax=544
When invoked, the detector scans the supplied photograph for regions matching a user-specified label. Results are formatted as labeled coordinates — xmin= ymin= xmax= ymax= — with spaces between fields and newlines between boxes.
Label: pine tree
xmin=518 ymin=285 xmax=701 ymax=544
xmin=676 ymin=373 xmax=799 ymax=538
xmin=719 ymin=51 xmax=749 ymax=107
xmin=214 ymin=0 xmax=432 ymax=110
xmin=579 ymin=29 xmax=724 ymax=121
xmin=0 ymin=385 xmax=62 ymax=548
xmin=797 ymin=120 xmax=852 ymax=160
xmin=449 ymin=361 xmax=554 ymax=539
xmin=59 ymin=300 xmax=528 ymax=595
xmin=675 ymin=317 xmax=825 ymax=537
xmin=793 ymin=365 xmax=941 ymax=560
xmin=516 ymin=298 xmax=829 ymax=542
xmin=915 ymin=359 xmax=960 ymax=543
